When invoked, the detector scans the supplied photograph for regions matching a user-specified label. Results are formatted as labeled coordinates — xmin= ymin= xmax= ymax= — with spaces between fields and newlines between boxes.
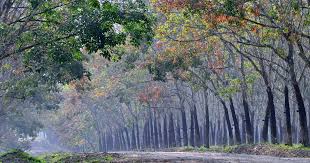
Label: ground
xmin=117 ymin=151 xmax=310 ymax=163
xmin=2 ymin=144 xmax=310 ymax=162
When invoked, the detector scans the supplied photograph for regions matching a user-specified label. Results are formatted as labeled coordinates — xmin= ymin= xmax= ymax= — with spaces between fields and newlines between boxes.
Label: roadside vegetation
xmin=0 ymin=150 xmax=119 ymax=163
xmin=0 ymin=149 xmax=43 ymax=163
xmin=179 ymin=144 xmax=310 ymax=158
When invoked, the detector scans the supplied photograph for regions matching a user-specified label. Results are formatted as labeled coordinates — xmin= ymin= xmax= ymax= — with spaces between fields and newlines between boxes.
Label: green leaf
xmin=88 ymin=0 xmax=100 ymax=9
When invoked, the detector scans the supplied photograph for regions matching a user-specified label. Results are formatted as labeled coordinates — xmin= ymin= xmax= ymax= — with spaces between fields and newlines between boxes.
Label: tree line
xmin=1 ymin=0 xmax=310 ymax=152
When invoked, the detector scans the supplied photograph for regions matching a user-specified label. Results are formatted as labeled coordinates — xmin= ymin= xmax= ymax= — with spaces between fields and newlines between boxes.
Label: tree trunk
xmin=98 ymin=132 xmax=103 ymax=152
xmin=292 ymin=106 xmax=297 ymax=144
xmin=193 ymin=105 xmax=201 ymax=147
xmin=114 ymin=132 xmax=119 ymax=151
xmin=255 ymin=122 xmax=259 ymax=143
xmin=229 ymin=97 xmax=241 ymax=144
xmin=146 ymin=120 xmax=150 ymax=148
xmin=190 ymin=110 xmax=195 ymax=146
xmin=121 ymin=131 xmax=125 ymax=150
xmin=217 ymin=118 xmax=222 ymax=145
xmin=143 ymin=121 xmax=148 ymax=149
xmin=286 ymin=38 xmax=309 ymax=146
xmin=149 ymin=111 xmax=154 ymax=149
xmin=158 ymin=120 xmax=163 ymax=148
xmin=278 ymin=119 xmax=283 ymax=143
xmin=107 ymin=134 xmax=111 ymax=151
xmin=163 ymin=115 xmax=168 ymax=148
xmin=131 ymin=125 xmax=137 ymax=150
xmin=240 ymin=54 xmax=254 ymax=144
xmin=201 ymin=125 xmax=204 ymax=146
xmin=136 ymin=122 xmax=140 ymax=150
xmin=267 ymin=86 xmax=278 ymax=144
xmin=221 ymin=101 xmax=234 ymax=145
xmin=176 ymin=116 xmax=182 ymax=147
xmin=169 ymin=113 xmax=176 ymax=147
xmin=242 ymin=97 xmax=254 ymax=144
xmin=210 ymin=122 xmax=215 ymax=146
xmin=125 ymin=127 xmax=130 ymax=150
xmin=154 ymin=112 xmax=159 ymax=149
xmin=262 ymin=101 xmax=270 ymax=142
xmin=223 ymin=116 xmax=227 ymax=145
xmin=181 ymin=109 xmax=188 ymax=146
xmin=258 ymin=55 xmax=277 ymax=144
xmin=110 ymin=133 xmax=114 ymax=151
xmin=104 ymin=133 xmax=107 ymax=152
xmin=204 ymin=91 xmax=210 ymax=148
xmin=284 ymin=85 xmax=293 ymax=146
xmin=241 ymin=115 xmax=246 ymax=143
xmin=308 ymin=101 xmax=310 ymax=143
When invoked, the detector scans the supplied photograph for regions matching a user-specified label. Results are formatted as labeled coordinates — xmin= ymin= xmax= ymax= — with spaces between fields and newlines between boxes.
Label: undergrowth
xmin=0 ymin=149 xmax=44 ymax=163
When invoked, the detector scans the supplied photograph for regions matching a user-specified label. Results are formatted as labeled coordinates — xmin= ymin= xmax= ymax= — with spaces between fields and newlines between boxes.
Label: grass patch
xmin=0 ymin=149 xmax=44 ymax=163
xmin=222 ymin=145 xmax=238 ymax=153
xmin=179 ymin=145 xmax=232 ymax=153
xmin=39 ymin=152 xmax=119 ymax=163
xmin=181 ymin=146 xmax=195 ymax=152
xmin=177 ymin=143 xmax=310 ymax=158
xmin=0 ymin=150 xmax=119 ymax=163
xmin=38 ymin=152 xmax=72 ymax=163
xmin=269 ymin=144 xmax=310 ymax=151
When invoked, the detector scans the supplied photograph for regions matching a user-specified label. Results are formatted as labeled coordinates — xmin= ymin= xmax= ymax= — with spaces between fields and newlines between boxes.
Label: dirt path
xmin=115 ymin=151 xmax=310 ymax=163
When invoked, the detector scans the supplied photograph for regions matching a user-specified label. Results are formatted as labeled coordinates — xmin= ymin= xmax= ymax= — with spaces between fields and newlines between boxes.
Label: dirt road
xmin=116 ymin=151 xmax=310 ymax=163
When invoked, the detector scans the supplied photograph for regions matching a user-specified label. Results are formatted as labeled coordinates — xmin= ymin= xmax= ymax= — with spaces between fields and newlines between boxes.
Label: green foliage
xmin=39 ymin=152 xmax=117 ymax=163
xmin=197 ymin=146 xmax=208 ymax=152
xmin=0 ymin=149 xmax=44 ymax=163
xmin=182 ymin=146 xmax=195 ymax=152
xmin=222 ymin=145 xmax=237 ymax=153
xmin=268 ymin=143 xmax=310 ymax=151
xmin=1 ymin=0 xmax=154 ymax=99
xmin=148 ymin=59 xmax=175 ymax=81
xmin=38 ymin=153 xmax=72 ymax=163
xmin=223 ymin=0 xmax=238 ymax=16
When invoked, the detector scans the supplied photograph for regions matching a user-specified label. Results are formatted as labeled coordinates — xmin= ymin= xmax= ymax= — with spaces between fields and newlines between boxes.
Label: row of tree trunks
xmin=98 ymin=102 xmax=305 ymax=152
xmin=98 ymin=72 xmax=309 ymax=151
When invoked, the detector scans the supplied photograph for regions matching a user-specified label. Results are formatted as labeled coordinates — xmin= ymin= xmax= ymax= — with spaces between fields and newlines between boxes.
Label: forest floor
xmin=2 ymin=144 xmax=310 ymax=163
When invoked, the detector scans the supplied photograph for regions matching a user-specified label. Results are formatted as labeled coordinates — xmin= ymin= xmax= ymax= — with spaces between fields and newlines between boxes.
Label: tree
xmin=0 ymin=0 xmax=154 ymax=97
